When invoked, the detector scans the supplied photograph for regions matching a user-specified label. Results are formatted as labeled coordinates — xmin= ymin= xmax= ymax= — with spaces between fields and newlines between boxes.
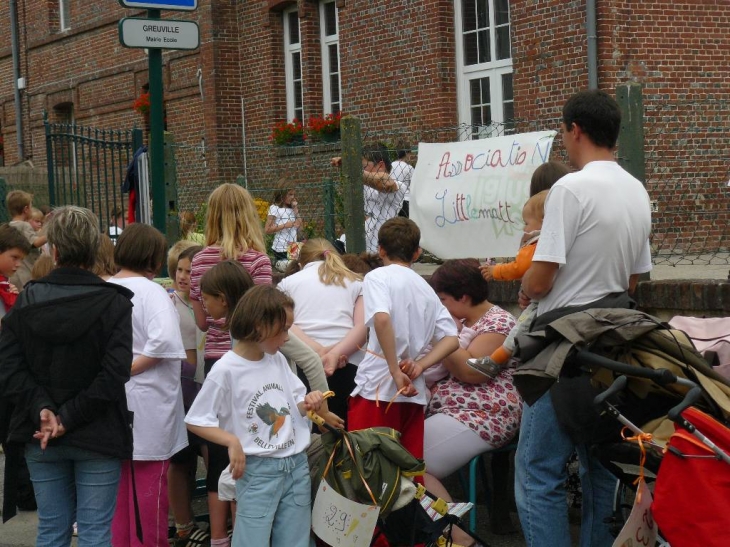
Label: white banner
xmin=311 ymin=480 xmax=380 ymax=547
xmin=411 ymin=130 xmax=556 ymax=259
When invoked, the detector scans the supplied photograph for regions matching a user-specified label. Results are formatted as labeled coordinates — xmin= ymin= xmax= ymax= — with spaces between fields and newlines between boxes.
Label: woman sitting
xmin=425 ymin=259 xmax=523 ymax=542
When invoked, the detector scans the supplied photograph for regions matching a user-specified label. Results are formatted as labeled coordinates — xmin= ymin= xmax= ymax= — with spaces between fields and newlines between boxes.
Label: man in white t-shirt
xmin=391 ymin=147 xmax=415 ymax=217
xmin=515 ymin=90 xmax=652 ymax=547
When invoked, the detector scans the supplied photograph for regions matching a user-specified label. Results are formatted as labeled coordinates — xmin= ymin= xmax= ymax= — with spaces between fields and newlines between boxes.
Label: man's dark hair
xmin=377 ymin=217 xmax=419 ymax=263
xmin=0 ymin=224 xmax=31 ymax=255
xmin=363 ymin=143 xmax=392 ymax=174
xmin=562 ymin=90 xmax=622 ymax=149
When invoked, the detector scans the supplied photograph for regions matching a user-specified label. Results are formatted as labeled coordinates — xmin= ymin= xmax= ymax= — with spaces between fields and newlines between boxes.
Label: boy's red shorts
xmin=347 ymin=395 xmax=425 ymax=460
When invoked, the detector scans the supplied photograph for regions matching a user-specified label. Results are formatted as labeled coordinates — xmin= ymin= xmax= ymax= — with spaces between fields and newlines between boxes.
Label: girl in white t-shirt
xmin=186 ymin=285 xmax=327 ymax=547
xmin=109 ymin=223 xmax=189 ymax=547
xmin=278 ymin=238 xmax=366 ymax=427
xmin=265 ymin=186 xmax=301 ymax=261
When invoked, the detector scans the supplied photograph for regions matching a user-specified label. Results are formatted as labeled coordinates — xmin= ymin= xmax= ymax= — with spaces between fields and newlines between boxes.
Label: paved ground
xmin=0 ymin=450 xmax=543 ymax=547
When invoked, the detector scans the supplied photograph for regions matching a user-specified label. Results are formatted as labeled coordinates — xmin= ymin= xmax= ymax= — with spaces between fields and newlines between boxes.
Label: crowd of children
xmin=0 ymin=154 xmax=567 ymax=547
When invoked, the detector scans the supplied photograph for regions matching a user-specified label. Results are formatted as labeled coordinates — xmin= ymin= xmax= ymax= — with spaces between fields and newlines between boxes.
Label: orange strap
xmin=621 ymin=426 xmax=654 ymax=502
xmin=322 ymin=433 xmax=379 ymax=507
xmin=359 ymin=344 xmax=411 ymax=413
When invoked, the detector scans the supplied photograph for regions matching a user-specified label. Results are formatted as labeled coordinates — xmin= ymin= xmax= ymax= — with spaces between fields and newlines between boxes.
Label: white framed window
xmin=319 ymin=0 xmax=341 ymax=114
xmin=59 ymin=0 xmax=71 ymax=31
xmin=283 ymin=7 xmax=304 ymax=122
xmin=454 ymin=0 xmax=513 ymax=139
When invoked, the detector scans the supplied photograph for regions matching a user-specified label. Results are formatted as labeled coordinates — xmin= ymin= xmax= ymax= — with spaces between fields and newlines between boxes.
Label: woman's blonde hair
xmin=298 ymin=238 xmax=360 ymax=287
xmin=92 ymin=234 xmax=117 ymax=278
xmin=205 ymin=183 xmax=266 ymax=259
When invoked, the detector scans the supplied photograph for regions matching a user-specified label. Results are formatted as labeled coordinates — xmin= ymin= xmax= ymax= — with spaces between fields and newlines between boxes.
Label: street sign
xmin=119 ymin=18 xmax=200 ymax=50
xmin=118 ymin=0 xmax=197 ymax=11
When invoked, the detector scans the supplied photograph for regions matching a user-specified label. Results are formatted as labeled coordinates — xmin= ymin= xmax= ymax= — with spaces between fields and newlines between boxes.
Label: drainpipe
xmin=586 ymin=0 xmax=598 ymax=89
xmin=10 ymin=0 xmax=25 ymax=159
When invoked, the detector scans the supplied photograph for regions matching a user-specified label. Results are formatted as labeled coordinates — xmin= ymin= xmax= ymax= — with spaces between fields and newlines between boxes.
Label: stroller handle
xmin=667 ymin=386 xmax=703 ymax=424
xmin=576 ymin=350 xmax=678 ymax=385
xmin=593 ymin=375 xmax=628 ymax=408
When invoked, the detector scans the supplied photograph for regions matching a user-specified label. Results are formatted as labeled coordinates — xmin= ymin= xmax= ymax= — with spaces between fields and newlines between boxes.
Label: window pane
xmin=481 ymin=77 xmax=491 ymax=104
xmin=502 ymin=73 xmax=513 ymax=101
xmin=324 ymin=1 xmax=337 ymax=36
xmin=462 ymin=0 xmax=476 ymax=32
xmin=288 ymin=11 xmax=300 ymax=44
xmin=464 ymin=33 xmax=478 ymax=65
xmin=470 ymin=79 xmax=481 ymax=105
xmin=295 ymin=107 xmax=303 ymax=121
xmin=329 ymin=44 xmax=339 ymax=73
xmin=332 ymin=103 xmax=340 ymax=115
xmin=495 ymin=0 xmax=510 ymax=26
xmin=503 ymin=102 xmax=515 ymax=132
xmin=482 ymin=105 xmax=492 ymax=125
xmin=292 ymin=52 xmax=301 ymax=80
xmin=478 ymin=29 xmax=490 ymax=63
xmin=496 ymin=26 xmax=511 ymax=60
xmin=330 ymin=75 xmax=340 ymax=103
xmin=294 ymin=81 xmax=303 ymax=110
xmin=477 ymin=0 xmax=489 ymax=29
xmin=471 ymin=106 xmax=482 ymax=127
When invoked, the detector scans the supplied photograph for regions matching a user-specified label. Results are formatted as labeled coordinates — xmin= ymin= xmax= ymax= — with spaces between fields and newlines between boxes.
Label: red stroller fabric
xmin=652 ymin=407 xmax=730 ymax=547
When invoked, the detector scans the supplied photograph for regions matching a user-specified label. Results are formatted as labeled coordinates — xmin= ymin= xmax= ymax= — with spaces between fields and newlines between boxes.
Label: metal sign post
xmin=118 ymin=0 xmax=198 ymax=237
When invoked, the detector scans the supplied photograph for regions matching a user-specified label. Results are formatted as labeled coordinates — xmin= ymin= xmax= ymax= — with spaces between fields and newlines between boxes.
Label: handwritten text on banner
xmin=411 ymin=130 xmax=557 ymax=259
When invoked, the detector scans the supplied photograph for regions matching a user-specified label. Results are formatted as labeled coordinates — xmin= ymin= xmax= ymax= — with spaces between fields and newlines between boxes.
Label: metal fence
xmin=44 ymin=116 xmax=142 ymax=233
xmin=165 ymin=107 xmax=729 ymax=267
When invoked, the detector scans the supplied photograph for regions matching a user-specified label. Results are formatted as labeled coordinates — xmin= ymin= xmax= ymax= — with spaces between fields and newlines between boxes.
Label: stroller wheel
xmin=612 ymin=480 xmax=671 ymax=547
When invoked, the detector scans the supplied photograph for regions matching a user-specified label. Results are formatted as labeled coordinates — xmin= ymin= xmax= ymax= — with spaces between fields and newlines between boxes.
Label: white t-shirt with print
xmin=352 ymin=264 xmax=458 ymax=406
xmin=277 ymin=261 xmax=364 ymax=365
xmin=363 ymin=182 xmax=406 ymax=253
xmin=185 ymin=350 xmax=311 ymax=458
xmin=268 ymin=204 xmax=298 ymax=253
xmin=391 ymin=160 xmax=415 ymax=202
xmin=534 ymin=161 xmax=652 ymax=315
xmin=109 ymin=276 xmax=188 ymax=460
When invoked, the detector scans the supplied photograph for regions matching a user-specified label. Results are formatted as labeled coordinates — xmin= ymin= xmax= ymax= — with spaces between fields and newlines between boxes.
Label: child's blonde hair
xmin=167 ymin=239 xmax=199 ymax=279
xmin=523 ymin=190 xmax=549 ymax=223
xmin=92 ymin=234 xmax=117 ymax=278
xmin=298 ymin=238 xmax=360 ymax=287
xmin=7 ymin=190 xmax=33 ymax=217
xmin=31 ymin=254 xmax=54 ymax=280
xmin=31 ymin=208 xmax=44 ymax=222
xmin=179 ymin=211 xmax=197 ymax=239
xmin=205 ymin=183 xmax=266 ymax=259
xmin=230 ymin=284 xmax=294 ymax=342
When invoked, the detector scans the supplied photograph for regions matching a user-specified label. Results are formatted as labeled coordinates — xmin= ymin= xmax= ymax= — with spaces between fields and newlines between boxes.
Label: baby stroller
xmin=307 ymin=409 xmax=489 ymax=547
xmin=576 ymin=350 xmax=730 ymax=547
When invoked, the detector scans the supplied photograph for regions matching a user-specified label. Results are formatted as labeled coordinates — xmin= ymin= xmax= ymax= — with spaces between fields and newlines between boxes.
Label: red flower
xmin=133 ymin=92 xmax=150 ymax=115
xmin=306 ymin=112 xmax=342 ymax=139
xmin=271 ymin=118 xmax=304 ymax=146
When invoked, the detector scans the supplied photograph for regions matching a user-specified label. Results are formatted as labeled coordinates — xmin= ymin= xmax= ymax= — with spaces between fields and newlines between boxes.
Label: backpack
xmin=315 ymin=427 xmax=425 ymax=517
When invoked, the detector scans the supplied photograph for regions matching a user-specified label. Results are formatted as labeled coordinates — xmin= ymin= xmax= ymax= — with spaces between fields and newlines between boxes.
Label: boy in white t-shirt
xmin=348 ymin=217 xmax=459 ymax=461
xmin=185 ymin=285 xmax=327 ymax=547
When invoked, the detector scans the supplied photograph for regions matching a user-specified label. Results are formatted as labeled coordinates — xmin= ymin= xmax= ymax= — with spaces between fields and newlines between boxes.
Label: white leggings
xmin=423 ymin=413 xmax=495 ymax=479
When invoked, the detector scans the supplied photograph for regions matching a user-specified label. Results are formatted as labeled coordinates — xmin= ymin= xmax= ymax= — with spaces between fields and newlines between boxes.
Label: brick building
xmin=0 ymin=0 xmax=727 ymax=255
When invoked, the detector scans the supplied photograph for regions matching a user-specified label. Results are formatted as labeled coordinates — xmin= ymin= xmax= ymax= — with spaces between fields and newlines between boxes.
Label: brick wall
xmin=0 ymin=1 xmax=728 ymax=253
xmin=512 ymin=0 xmax=730 ymax=255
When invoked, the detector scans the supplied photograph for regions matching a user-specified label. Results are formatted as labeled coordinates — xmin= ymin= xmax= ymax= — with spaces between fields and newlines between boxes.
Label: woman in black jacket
xmin=0 ymin=206 xmax=134 ymax=546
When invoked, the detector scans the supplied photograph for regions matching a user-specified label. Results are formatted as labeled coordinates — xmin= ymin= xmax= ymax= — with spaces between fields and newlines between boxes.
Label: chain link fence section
xmin=166 ymin=105 xmax=728 ymax=267
xmin=169 ymin=141 xmax=345 ymax=252
xmin=642 ymin=99 xmax=729 ymax=266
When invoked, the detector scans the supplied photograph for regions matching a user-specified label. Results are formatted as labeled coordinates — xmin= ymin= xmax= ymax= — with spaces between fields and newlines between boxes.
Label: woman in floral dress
xmin=424 ymin=259 xmax=523 ymax=539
